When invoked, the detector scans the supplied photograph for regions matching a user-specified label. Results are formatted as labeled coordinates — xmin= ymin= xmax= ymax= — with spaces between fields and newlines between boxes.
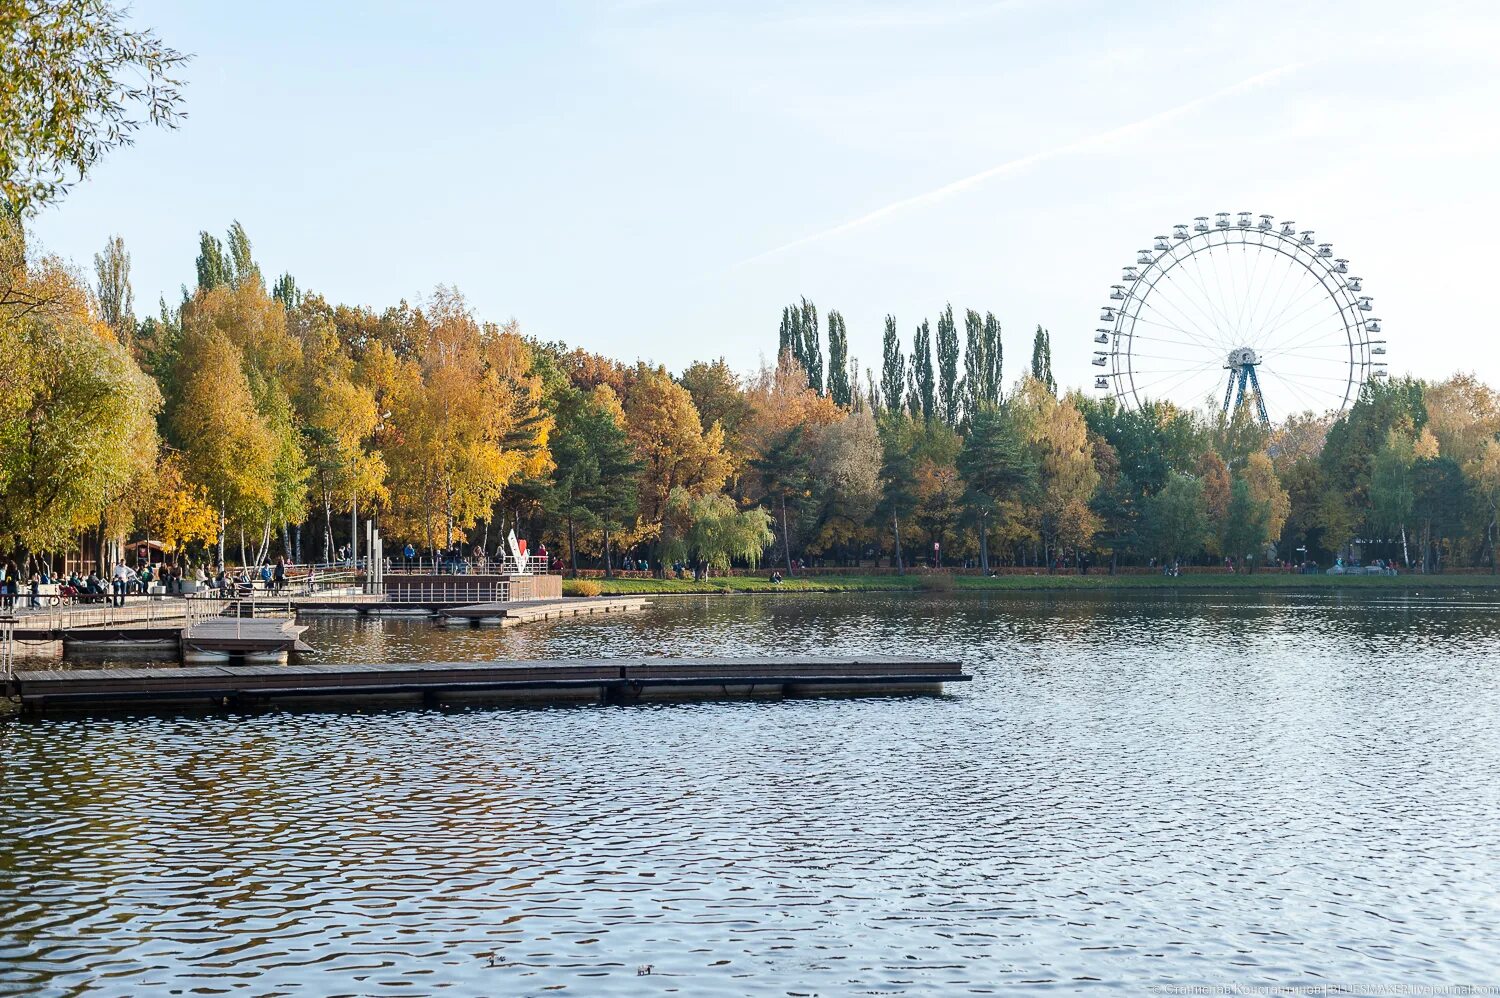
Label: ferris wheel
xmin=1093 ymin=212 xmax=1386 ymax=425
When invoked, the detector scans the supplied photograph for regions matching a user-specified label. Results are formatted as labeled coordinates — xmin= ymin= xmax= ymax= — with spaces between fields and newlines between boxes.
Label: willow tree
xmin=659 ymin=488 xmax=772 ymax=579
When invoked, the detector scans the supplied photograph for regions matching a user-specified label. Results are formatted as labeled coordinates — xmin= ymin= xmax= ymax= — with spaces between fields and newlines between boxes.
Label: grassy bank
xmin=563 ymin=572 xmax=1500 ymax=597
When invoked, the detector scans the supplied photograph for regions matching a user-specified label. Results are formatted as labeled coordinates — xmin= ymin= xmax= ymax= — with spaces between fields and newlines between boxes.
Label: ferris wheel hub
xmin=1224 ymin=347 xmax=1260 ymax=369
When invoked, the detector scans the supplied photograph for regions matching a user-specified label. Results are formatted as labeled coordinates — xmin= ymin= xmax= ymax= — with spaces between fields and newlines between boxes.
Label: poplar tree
xmin=272 ymin=273 xmax=300 ymax=310
xmin=1030 ymin=324 xmax=1055 ymax=396
xmin=985 ymin=312 xmax=1004 ymax=403
xmin=826 ymin=309 xmax=851 ymax=407
xmin=799 ymin=296 xmax=823 ymax=394
xmin=226 ymin=220 xmax=259 ymax=288
xmin=936 ymin=303 xmax=960 ymax=426
xmin=963 ymin=308 xmax=987 ymax=419
xmin=880 ymin=315 xmax=905 ymax=415
xmin=911 ymin=318 xmax=935 ymax=421
xmin=195 ymin=232 xmax=231 ymax=290
xmin=93 ymin=234 xmax=134 ymax=338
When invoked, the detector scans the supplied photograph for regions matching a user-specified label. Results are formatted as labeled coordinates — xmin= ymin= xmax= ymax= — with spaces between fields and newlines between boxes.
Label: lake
xmin=3 ymin=590 xmax=1499 ymax=995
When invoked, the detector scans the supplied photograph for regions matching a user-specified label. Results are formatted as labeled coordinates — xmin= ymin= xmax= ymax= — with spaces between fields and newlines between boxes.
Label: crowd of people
xmin=0 ymin=555 xmax=297 ymax=611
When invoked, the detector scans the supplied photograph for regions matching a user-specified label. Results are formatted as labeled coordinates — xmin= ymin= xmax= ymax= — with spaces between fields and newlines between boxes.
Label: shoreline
xmin=564 ymin=573 xmax=1500 ymax=597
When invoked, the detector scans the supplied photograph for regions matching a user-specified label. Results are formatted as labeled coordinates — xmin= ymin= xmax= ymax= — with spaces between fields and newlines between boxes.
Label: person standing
xmin=273 ymin=556 xmax=287 ymax=595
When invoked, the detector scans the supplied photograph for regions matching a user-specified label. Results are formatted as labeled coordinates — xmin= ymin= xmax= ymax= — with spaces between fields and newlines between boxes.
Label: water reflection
xmin=3 ymin=590 xmax=1500 ymax=994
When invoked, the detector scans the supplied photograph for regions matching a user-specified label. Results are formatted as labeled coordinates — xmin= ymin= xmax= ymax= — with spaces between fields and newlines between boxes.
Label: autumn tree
xmin=0 ymin=261 xmax=159 ymax=554
xmin=624 ymin=365 xmax=731 ymax=551
xmin=1013 ymin=381 xmax=1100 ymax=567
xmin=0 ymin=0 xmax=188 ymax=214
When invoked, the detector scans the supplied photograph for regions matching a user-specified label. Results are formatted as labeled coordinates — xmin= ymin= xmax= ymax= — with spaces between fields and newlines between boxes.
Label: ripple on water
xmin=3 ymin=591 xmax=1500 ymax=995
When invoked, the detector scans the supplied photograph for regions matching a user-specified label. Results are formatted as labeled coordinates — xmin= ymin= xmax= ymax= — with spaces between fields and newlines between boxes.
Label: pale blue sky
xmin=29 ymin=0 xmax=1500 ymax=401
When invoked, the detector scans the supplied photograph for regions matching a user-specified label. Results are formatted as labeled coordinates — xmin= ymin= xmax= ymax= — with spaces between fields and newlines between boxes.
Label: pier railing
xmin=184 ymin=595 xmax=297 ymax=630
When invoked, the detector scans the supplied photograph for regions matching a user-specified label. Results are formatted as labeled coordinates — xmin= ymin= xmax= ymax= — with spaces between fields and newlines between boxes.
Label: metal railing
xmin=335 ymin=580 xmax=511 ymax=605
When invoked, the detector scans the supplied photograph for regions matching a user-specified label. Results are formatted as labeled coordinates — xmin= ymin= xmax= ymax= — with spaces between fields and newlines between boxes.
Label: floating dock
xmin=7 ymin=656 xmax=968 ymax=713
xmin=437 ymin=596 xmax=648 ymax=626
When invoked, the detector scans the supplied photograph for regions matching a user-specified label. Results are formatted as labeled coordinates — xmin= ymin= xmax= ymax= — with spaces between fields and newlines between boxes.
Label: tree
xmin=826 ymin=309 xmax=852 ymax=407
xmin=1424 ymin=373 xmax=1500 ymax=468
xmin=876 ymin=414 xmax=920 ymax=572
xmin=957 ymin=406 xmax=1035 ymax=571
xmin=226 ymin=220 xmax=259 ymax=288
xmin=679 ymin=358 xmax=751 ymax=457
xmin=172 ymin=329 xmax=275 ymax=564
xmin=1029 ymin=325 xmax=1055 ymax=396
xmin=1469 ymin=440 xmax=1500 ymax=573
xmin=195 ymin=232 xmax=231 ymax=291
xmin=800 ymin=296 xmax=823 ymax=395
xmin=1368 ymin=430 xmax=1416 ymax=566
xmin=0 ymin=0 xmax=188 ymax=213
xmin=1143 ymin=472 xmax=1207 ymax=566
xmin=1412 ymin=457 xmax=1467 ymax=573
xmin=935 ymin=303 xmax=960 ymax=426
xmin=545 ymin=386 xmax=642 ymax=576
xmin=880 ymin=315 xmax=904 ymax=415
xmin=1013 ymin=381 xmax=1099 ymax=567
xmin=138 ymin=449 xmax=218 ymax=556
xmin=659 ymin=488 xmax=772 ymax=578
xmin=750 ymin=427 xmax=812 ymax=576
xmin=807 ymin=407 xmax=882 ymax=557
xmin=624 ymin=365 xmax=731 ymax=547
xmin=962 ymin=309 xmax=988 ymax=420
xmin=0 ymin=268 xmax=159 ymax=553
xmin=1240 ymin=452 xmax=1290 ymax=562
xmin=1197 ymin=451 xmax=1231 ymax=554
xmin=382 ymin=289 xmax=545 ymax=551
xmin=910 ymin=318 xmax=935 ymax=421
xmin=93 ymin=234 xmax=133 ymax=338
xmin=272 ymin=273 xmax=301 ymax=311
xmin=1222 ymin=478 xmax=1270 ymax=570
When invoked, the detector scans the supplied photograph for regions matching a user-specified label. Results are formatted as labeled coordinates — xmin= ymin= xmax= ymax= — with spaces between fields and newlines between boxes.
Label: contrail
xmin=737 ymin=61 xmax=1306 ymax=266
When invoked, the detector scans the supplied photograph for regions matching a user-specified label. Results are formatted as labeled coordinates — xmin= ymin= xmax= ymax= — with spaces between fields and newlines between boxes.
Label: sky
xmin=28 ymin=0 xmax=1500 ymax=405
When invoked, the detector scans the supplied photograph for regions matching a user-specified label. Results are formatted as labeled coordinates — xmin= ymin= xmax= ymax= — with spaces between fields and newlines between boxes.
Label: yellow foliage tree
xmin=1241 ymin=451 xmax=1291 ymax=544
xmin=1013 ymin=380 xmax=1100 ymax=561
xmin=139 ymin=450 xmax=218 ymax=555
xmin=624 ymin=365 xmax=731 ymax=541
xmin=382 ymin=289 xmax=547 ymax=549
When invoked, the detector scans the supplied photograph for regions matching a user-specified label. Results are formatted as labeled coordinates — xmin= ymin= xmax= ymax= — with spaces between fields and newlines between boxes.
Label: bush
xmin=567 ymin=579 xmax=603 ymax=597
xmin=917 ymin=572 xmax=956 ymax=592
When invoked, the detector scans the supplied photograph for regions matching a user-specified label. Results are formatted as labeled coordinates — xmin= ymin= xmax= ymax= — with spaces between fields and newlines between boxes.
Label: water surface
xmin=3 ymin=590 xmax=1499 ymax=995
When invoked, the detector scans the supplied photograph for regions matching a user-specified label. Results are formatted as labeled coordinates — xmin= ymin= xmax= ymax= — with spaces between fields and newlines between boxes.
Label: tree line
xmin=2 ymin=214 xmax=1498 ymax=579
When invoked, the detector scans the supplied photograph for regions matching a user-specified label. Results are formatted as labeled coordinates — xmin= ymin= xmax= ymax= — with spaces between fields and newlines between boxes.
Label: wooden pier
xmin=7 ymin=656 xmax=968 ymax=712
xmin=437 ymin=596 xmax=648 ymax=626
